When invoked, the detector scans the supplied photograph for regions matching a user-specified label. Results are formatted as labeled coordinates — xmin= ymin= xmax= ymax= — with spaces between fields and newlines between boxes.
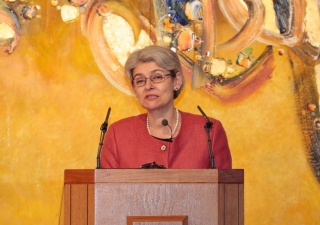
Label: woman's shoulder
xmin=110 ymin=114 xmax=146 ymax=128
xmin=180 ymin=110 xmax=220 ymax=123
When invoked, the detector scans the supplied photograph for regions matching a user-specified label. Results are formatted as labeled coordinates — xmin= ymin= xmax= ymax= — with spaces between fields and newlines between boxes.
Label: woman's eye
xmin=153 ymin=75 xmax=163 ymax=80
xmin=136 ymin=79 xmax=145 ymax=84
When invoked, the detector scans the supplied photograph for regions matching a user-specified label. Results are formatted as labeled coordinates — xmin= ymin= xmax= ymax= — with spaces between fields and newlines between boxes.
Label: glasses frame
xmin=131 ymin=73 xmax=172 ymax=87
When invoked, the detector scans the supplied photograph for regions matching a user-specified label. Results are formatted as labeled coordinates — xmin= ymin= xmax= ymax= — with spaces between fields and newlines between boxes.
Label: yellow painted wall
xmin=0 ymin=1 xmax=320 ymax=225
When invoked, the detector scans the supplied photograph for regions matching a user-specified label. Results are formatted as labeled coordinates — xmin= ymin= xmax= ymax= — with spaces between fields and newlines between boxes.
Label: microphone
xmin=96 ymin=107 xmax=111 ymax=169
xmin=162 ymin=119 xmax=173 ymax=139
xmin=197 ymin=105 xmax=215 ymax=169
xmin=161 ymin=119 xmax=169 ymax=126
xmin=101 ymin=107 xmax=111 ymax=132
xmin=197 ymin=105 xmax=213 ymax=127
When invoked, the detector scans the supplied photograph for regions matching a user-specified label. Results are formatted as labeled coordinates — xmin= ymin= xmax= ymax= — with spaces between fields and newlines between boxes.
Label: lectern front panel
xmin=95 ymin=183 xmax=218 ymax=225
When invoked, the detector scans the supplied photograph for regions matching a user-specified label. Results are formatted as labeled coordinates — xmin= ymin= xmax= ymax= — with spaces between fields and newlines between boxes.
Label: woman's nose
xmin=144 ymin=78 xmax=154 ymax=90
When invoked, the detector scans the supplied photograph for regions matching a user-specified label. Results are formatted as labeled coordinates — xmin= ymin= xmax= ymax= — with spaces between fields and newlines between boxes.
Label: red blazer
xmin=100 ymin=111 xmax=232 ymax=169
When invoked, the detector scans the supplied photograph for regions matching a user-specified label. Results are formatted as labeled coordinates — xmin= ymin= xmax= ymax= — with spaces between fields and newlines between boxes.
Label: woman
xmin=100 ymin=45 xmax=232 ymax=169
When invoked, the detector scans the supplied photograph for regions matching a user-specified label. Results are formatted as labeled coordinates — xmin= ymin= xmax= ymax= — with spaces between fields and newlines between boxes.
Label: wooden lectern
xmin=64 ymin=169 xmax=244 ymax=225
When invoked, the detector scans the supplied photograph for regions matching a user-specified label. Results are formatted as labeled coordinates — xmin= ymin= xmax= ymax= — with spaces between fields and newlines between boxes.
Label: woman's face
xmin=132 ymin=61 xmax=182 ymax=112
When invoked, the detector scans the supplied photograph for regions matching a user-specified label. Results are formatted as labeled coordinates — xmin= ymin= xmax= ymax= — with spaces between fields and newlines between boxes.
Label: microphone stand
xmin=96 ymin=107 xmax=111 ymax=169
xmin=197 ymin=106 xmax=215 ymax=169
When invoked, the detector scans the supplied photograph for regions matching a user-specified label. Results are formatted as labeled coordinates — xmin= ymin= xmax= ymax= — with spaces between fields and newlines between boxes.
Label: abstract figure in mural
xmin=0 ymin=0 xmax=21 ymax=53
xmin=216 ymin=0 xmax=320 ymax=182
xmin=0 ymin=0 xmax=40 ymax=53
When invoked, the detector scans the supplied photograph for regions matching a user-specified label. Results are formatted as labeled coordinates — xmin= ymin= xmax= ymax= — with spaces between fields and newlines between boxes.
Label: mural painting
xmin=1 ymin=0 xmax=320 ymax=224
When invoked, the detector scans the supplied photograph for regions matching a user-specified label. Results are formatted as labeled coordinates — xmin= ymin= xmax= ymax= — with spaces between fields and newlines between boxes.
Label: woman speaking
xmin=100 ymin=45 xmax=232 ymax=169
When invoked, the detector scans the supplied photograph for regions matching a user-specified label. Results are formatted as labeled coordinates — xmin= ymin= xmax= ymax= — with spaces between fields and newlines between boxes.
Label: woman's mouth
xmin=145 ymin=95 xmax=158 ymax=99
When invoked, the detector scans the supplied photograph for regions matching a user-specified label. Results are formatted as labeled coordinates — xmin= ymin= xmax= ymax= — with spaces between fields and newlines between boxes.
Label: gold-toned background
xmin=0 ymin=0 xmax=320 ymax=224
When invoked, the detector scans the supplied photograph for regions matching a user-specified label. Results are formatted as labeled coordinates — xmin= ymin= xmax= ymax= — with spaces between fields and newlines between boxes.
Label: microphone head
xmin=161 ymin=119 xmax=169 ymax=126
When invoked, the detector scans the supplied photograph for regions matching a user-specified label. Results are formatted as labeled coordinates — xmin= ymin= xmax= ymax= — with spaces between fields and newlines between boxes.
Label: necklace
xmin=146 ymin=108 xmax=180 ymax=138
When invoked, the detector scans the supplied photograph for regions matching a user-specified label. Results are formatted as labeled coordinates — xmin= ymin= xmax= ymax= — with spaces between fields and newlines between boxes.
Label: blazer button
xmin=161 ymin=145 xmax=166 ymax=151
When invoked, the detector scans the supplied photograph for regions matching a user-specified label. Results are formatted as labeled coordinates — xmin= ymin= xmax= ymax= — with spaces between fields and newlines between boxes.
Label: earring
xmin=175 ymin=87 xmax=179 ymax=91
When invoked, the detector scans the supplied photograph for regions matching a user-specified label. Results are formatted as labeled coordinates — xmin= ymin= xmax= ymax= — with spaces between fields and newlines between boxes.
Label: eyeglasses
xmin=132 ymin=72 xmax=172 ymax=87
